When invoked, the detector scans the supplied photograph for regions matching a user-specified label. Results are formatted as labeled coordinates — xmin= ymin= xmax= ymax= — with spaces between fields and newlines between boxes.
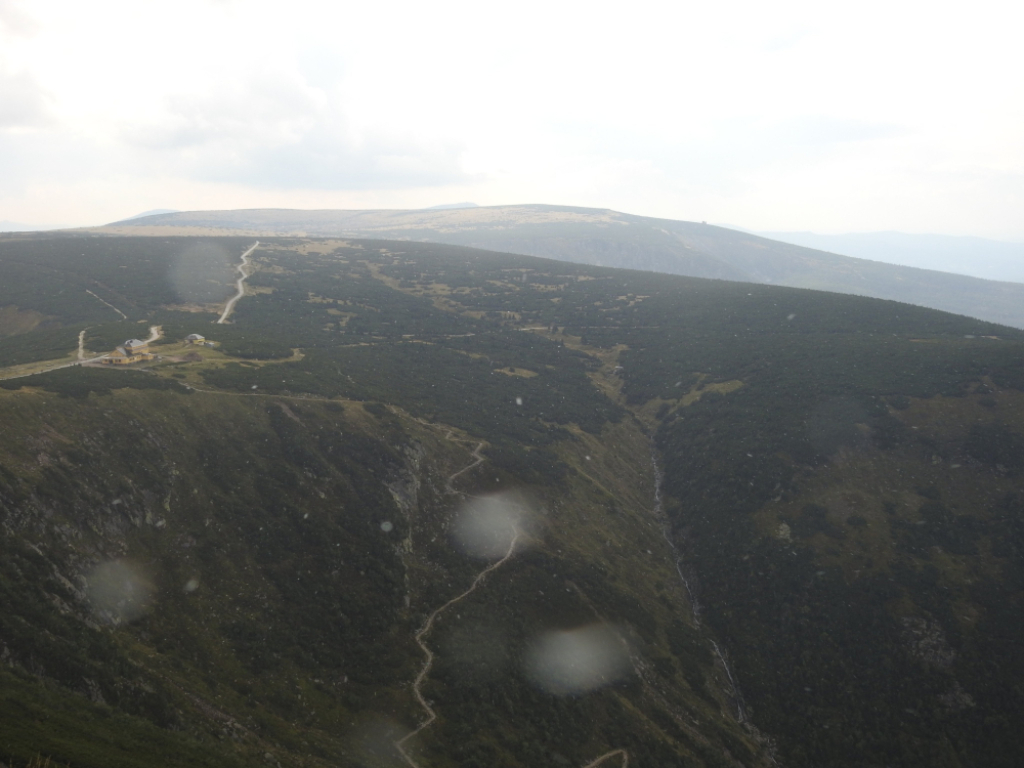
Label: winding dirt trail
xmin=392 ymin=430 xmax=524 ymax=768
xmin=395 ymin=429 xmax=631 ymax=768
xmin=218 ymin=241 xmax=259 ymax=324
xmin=396 ymin=526 xmax=520 ymax=768
xmin=581 ymin=749 xmax=629 ymax=768
xmin=444 ymin=440 xmax=484 ymax=492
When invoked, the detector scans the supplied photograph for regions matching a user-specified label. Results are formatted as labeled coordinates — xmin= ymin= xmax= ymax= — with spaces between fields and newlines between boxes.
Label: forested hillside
xmin=1 ymin=234 xmax=1023 ymax=767
xmin=98 ymin=205 xmax=1024 ymax=328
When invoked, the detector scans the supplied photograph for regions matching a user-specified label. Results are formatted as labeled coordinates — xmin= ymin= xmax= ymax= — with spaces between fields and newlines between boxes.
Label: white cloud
xmin=0 ymin=0 xmax=37 ymax=35
xmin=0 ymin=69 xmax=51 ymax=128
xmin=123 ymin=70 xmax=472 ymax=190
xmin=0 ymin=0 xmax=1021 ymax=236
xmin=205 ymin=131 xmax=473 ymax=191
xmin=128 ymin=71 xmax=327 ymax=150
xmin=0 ymin=2 xmax=49 ymax=129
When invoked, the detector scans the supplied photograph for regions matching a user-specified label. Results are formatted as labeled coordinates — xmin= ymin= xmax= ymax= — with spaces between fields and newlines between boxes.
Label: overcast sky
xmin=1 ymin=0 xmax=1022 ymax=238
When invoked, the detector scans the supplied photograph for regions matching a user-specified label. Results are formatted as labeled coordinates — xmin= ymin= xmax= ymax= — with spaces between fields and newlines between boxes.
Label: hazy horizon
xmin=1 ymin=0 xmax=1022 ymax=251
xmin=8 ymin=200 xmax=1024 ymax=285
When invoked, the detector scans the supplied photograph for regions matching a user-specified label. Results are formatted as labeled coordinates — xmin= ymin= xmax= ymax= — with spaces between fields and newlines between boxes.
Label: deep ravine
xmin=649 ymin=442 xmax=747 ymax=723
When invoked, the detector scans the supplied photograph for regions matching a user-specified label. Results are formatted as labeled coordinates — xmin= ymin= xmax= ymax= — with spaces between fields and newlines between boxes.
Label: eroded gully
xmin=649 ymin=442 xmax=748 ymax=724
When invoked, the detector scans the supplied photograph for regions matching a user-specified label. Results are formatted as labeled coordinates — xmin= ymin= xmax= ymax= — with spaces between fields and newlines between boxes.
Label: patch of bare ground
xmin=494 ymin=367 xmax=538 ymax=378
xmin=0 ymin=305 xmax=52 ymax=335
xmin=0 ymin=353 xmax=79 ymax=381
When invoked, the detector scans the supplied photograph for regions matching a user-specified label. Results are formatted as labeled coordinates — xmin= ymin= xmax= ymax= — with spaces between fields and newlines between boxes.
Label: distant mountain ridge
xmin=421 ymin=201 xmax=479 ymax=210
xmin=95 ymin=204 xmax=1024 ymax=328
xmin=0 ymin=219 xmax=63 ymax=232
xmin=119 ymin=208 xmax=180 ymax=221
xmin=760 ymin=230 xmax=1024 ymax=284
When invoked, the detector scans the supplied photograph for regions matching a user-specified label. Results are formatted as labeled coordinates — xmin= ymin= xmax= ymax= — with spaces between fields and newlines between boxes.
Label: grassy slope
xmin=2 ymin=234 xmax=1024 ymax=767
xmin=0 ymin=381 xmax=761 ymax=767
xmin=0 ymin=235 xmax=255 ymax=368
xmin=94 ymin=205 xmax=1024 ymax=328
xmin=0 ymin=240 xmax=766 ymax=767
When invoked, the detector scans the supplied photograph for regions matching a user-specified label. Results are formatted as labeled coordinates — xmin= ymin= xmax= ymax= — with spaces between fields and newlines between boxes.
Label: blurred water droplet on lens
xmin=348 ymin=715 xmax=407 ymax=768
xmin=86 ymin=560 xmax=155 ymax=624
xmin=380 ymin=520 xmax=393 ymax=532
xmin=169 ymin=243 xmax=234 ymax=305
xmin=453 ymin=492 xmax=527 ymax=559
xmin=525 ymin=624 xmax=631 ymax=695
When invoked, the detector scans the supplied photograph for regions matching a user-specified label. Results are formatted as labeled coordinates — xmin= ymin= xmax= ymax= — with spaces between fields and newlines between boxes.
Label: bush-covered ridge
xmin=1 ymin=234 xmax=1024 ymax=767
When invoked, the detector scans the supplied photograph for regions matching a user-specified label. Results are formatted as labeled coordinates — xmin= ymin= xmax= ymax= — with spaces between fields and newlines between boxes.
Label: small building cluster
xmin=102 ymin=338 xmax=154 ymax=365
xmin=186 ymin=333 xmax=216 ymax=348
xmin=99 ymin=333 xmax=216 ymax=365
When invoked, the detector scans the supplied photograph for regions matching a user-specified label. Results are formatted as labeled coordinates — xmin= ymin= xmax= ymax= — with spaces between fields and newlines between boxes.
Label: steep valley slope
xmin=1 ymin=383 xmax=752 ymax=768
xmin=1 ymin=234 xmax=1024 ymax=768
